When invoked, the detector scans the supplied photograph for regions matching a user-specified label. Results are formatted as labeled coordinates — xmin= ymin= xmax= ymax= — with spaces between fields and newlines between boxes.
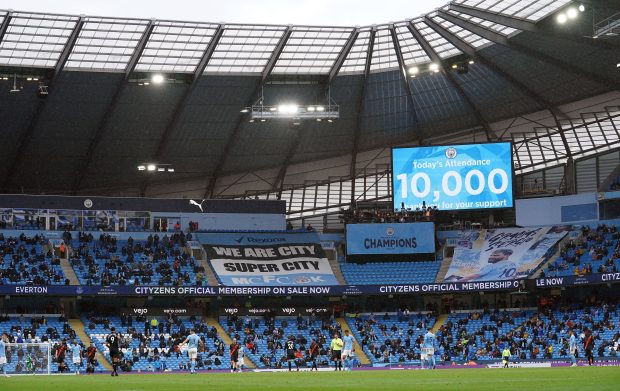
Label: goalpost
xmin=4 ymin=342 xmax=52 ymax=375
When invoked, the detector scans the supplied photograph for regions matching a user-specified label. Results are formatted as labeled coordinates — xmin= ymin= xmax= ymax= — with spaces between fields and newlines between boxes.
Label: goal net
xmin=3 ymin=343 xmax=52 ymax=375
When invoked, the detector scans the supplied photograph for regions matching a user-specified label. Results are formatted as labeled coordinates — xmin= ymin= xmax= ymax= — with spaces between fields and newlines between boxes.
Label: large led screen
xmin=392 ymin=142 xmax=513 ymax=211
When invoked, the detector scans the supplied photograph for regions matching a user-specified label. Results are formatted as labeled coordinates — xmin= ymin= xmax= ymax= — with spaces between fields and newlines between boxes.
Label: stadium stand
xmin=438 ymin=309 xmax=537 ymax=361
xmin=340 ymin=261 xmax=440 ymax=285
xmin=511 ymin=304 xmax=620 ymax=360
xmin=545 ymin=225 xmax=620 ymax=278
xmin=83 ymin=314 xmax=232 ymax=372
xmin=0 ymin=315 xmax=106 ymax=373
xmin=219 ymin=313 xmax=339 ymax=369
xmin=0 ymin=234 xmax=66 ymax=285
xmin=69 ymin=234 xmax=205 ymax=286
xmin=346 ymin=312 xmax=437 ymax=365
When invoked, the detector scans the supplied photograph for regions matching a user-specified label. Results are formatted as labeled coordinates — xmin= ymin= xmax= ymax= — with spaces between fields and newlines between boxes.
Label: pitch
xmin=1 ymin=367 xmax=618 ymax=391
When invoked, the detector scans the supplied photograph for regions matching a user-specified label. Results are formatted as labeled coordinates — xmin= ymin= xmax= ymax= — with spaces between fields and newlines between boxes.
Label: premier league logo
xmin=445 ymin=147 xmax=457 ymax=159
xmin=386 ymin=227 xmax=395 ymax=236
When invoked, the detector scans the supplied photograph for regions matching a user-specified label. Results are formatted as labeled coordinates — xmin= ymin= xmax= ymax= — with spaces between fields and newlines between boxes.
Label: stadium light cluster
xmin=556 ymin=4 xmax=585 ymax=25
xmin=243 ymin=104 xmax=339 ymax=121
xmin=410 ymin=59 xmax=474 ymax=77
xmin=137 ymin=163 xmax=174 ymax=173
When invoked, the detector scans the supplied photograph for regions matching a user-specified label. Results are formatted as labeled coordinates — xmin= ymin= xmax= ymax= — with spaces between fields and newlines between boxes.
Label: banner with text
xmin=205 ymin=243 xmax=339 ymax=286
xmin=444 ymin=226 xmax=568 ymax=282
xmin=346 ymin=223 xmax=435 ymax=255
xmin=1 ymin=273 xmax=618 ymax=297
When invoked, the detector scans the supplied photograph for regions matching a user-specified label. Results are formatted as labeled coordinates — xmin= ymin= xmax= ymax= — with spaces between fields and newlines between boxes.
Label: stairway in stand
xmin=335 ymin=318 xmax=371 ymax=365
xmin=69 ymin=319 xmax=112 ymax=371
xmin=206 ymin=317 xmax=256 ymax=369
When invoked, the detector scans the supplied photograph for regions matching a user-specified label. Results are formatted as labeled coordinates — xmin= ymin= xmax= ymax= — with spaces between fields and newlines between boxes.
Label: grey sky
xmin=1 ymin=0 xmax=448 ymax=26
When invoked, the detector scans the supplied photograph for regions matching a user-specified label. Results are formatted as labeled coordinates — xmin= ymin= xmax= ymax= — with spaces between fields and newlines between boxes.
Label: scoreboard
xmin=392 ymin=142 xmax=513 ymax=211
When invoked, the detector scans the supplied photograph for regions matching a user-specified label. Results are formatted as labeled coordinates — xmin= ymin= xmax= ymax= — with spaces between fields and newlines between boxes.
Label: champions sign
xmin=205 ymin=243 xmax=338 ymax=286
xmin=444 ymin=226 xmax=568 ymax=282
xmin=346 ymin=222 xmax=435 ymax=255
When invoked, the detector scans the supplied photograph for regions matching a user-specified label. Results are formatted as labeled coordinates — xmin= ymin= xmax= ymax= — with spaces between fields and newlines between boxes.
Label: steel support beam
xmin=450 ymin=3 xmax=618 ymax=50
xmin=438 ymin=9 xmax=620 ymax=90
xmin=203 ymin=26 xmax=292 ymax=199
xmin=389 ymin=25 xmax=420 ymax=135
xmin=54 ymin=16 xmax=85 ymax=79
xmin=271 ymin=125 xmax=303 ymax=199
xmin=327 ymin=28 xmax=359 ymax=85
xmin=349 ymin=27 xmax=375 ymax=205
xmin=450 ymin=4 xmax=539 ymax=32
xmin=1 ymin=16 xmax=85 ymax=192
xmin=124 ymin=20 xmax=156 ymax=78
xmin=261 ymin=26 xmax=292 ymax=83
xmin=140 ymin=25 xmax=224 ymax=196
xmin=71 ymin=20 xmax=156 ymax=194
xmin=0 ymin=11 xmax=13 ymax=44
xmin=407 ymin=22 xmax=496 ymax=140
xmin=192 ymin=24 xmax=224 ymax=81
xmin=424 ymin=15 xmax=571 ymax=154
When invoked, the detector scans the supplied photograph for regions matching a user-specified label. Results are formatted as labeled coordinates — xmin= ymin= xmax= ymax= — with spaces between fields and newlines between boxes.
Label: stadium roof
xmin=0 ymin=0 xmax=618 ymax=197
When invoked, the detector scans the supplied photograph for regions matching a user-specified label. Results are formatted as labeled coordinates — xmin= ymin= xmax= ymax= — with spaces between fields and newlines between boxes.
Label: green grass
xmin=1 ymin=367 xmax=619 ymax=391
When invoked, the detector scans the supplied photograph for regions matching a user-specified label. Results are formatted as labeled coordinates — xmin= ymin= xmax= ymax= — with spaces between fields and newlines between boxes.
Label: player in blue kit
xmin=341 ymin=330 xmax=355 ymax=371
xmin=181 ymin=329 xmax=204 ymax=374
xmin=569 ymin=330 xmax=578 ymax=367
xmin=0 ymin=332 xmax=9 ymax=377
xmin=69 ymin=340 xmax=82 ymax=374
xmin=422 ymin=328 xmax=437 ymax=369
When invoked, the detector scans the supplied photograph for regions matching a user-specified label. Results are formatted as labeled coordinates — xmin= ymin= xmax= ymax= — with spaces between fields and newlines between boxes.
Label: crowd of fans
xmin=224 ymin=311 xmax=343 ymax=369
xmin=86 ymin=312 xmax=230 ymax=372
xmin=348 ymin=299 xmax=619 ymax=365
xmin=340 ymin=204 xmax=439 ymax=225
xmin=544 ymin=224 xmax=620 ymax=278
xmin=70 ymin=232 xmax=204 ymax=286
xmin=0 ymin=233 xmax=66 ymax=285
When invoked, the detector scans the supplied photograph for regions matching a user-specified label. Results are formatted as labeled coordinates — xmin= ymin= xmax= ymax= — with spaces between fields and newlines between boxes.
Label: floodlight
xmin=147 ymin=164 xmax=156 ymax=171
xmin=240 ymin=108 xmax=248 ymax=113
xmin=566 ymin=8 xmax=578 ymax=19
xmin=451 ymin=64 xmax=458 ymax=69
xmin=143 ymin=82 xmax=150 ymax=86
xmin=316 ymin=106 xmax=325 ymax=112
xmin=307 ymin=106 xmax=316 ymax=112
xmin=269 ymin=107 xmax=277 ymax=111
xmin=152 ymin=74 xmax=165 ymax=84
xmin=157 ymin=167 xmax=165 ymax=172
xmin=468 ymin=60 xmax=475 ymax=65
xmin=137 ymin=165 xmax=146 ymax=171
xmin=556 ymin=13 xmax=567 ymax=24
xmin=578 ymin=4 xmax=585 ymax=12
xmin=167 ymin=168 xmax=174 ymax=172
xmin=277 ymin=104 xmax=299 ymax=114
xmin=429 ymin=63 xmax=439 ymax=71
xmin=409 ymin=66 xmax=419 ymax=75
